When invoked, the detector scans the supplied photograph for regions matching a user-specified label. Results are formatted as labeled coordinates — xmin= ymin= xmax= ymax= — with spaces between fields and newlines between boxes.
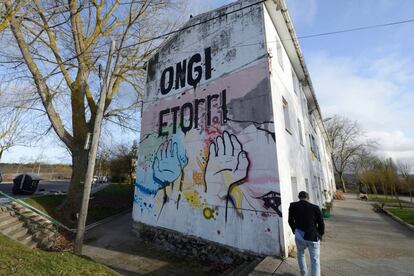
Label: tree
xmin=351 ymin=148 xmax=379 ymax=194
xmin=378 ymin=158 xmax=402 ymax=208
xmin=0 ymin=0 xmax=19 ymax=32
xmin=0 ymin=109 xmax=23 ymax=160
xmin=107 ymin=141 xmax=138 ymax=184
xmin=325 ymin=116 xmax=367 ymax=193
xmin=398 ymin=162 xmax=413 ymax=201
xmin=2 ymin=0 xmax=177 ymax=223
xmin=0 ymin=90 xmax=25 ymax=161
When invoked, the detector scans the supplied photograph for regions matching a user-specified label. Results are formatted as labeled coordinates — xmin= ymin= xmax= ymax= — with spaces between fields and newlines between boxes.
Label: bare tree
xmin=108 ymin=141 xmax=138 ymax=184
xmin=378 ymin=158 xmax=402 ymax=208
xmin=2 ymin=0 xmax=179 ymax=223
xmin=0 ymin=87 xmax=26 ymax=161
xmin=351 ymin=148 xmax=379 ymax=194
xmin=325 ymin=116 xmax=367 ymax=193
xmin=0 ymin=108 xmax=24 ymax=160
xmin=398 ymin=162 xmax=413 ymax=203
xmin=0 ymin=0 xmax=19 ymax=32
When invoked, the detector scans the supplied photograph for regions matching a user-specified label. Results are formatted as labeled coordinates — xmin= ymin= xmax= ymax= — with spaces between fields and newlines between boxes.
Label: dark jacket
xmin=288 ymin=200 xmax=325 ymax=242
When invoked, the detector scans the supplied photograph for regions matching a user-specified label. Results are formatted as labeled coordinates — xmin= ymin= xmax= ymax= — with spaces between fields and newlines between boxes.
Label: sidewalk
xmin=251 ymin=194 xmax=414 ymax=275
xmin=82 ymin=212 xmax=232 ymax=275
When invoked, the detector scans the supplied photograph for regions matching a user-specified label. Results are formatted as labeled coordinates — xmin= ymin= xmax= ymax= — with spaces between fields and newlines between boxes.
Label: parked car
xmin=92 ymin=176 xmax=108 ymax=185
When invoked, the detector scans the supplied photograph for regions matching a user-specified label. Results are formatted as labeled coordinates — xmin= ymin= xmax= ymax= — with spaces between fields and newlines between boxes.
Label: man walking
xmin=288 ymin=191 xmax=325 ymax=276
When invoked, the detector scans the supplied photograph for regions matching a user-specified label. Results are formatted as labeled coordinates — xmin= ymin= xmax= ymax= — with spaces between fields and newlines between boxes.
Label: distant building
xmin=133 ymin=0 xmax=335 ymax=257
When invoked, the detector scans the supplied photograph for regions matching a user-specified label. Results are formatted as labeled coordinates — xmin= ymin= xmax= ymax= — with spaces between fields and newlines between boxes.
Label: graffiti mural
xmin=133 ymin=3 xmax=282 ymax=255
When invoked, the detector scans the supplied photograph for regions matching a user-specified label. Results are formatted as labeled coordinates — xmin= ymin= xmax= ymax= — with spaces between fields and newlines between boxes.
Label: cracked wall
xmin=133 ymin=1 xmax=282 ymax=256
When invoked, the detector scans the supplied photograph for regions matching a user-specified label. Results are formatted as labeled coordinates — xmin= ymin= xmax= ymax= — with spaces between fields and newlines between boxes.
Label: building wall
xmin=262 ymin=5 xmax=335 ymax=256
xmin=133 ymin=1 xmax=283 ymax=256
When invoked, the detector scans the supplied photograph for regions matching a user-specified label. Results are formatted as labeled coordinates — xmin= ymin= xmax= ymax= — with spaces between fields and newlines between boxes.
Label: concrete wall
xmin=133 ymin=0 xmax=335 ymax=257
xmin=262 ymin=4 xmax=335 ymax=256
xmin=133 ymin=1 xmax=283 ymax=256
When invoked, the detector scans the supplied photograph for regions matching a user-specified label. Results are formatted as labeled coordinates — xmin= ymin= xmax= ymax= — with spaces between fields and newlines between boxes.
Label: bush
xmin=333 ymin=190 xmax=345 ymax=200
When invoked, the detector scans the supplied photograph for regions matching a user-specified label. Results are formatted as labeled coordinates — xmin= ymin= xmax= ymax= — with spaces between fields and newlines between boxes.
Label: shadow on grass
xmin=23 ymin=184 xmax=134 ymax=227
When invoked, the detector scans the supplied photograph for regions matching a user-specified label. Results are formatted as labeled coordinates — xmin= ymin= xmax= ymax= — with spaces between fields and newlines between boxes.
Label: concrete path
xmin=83 ymin=212 xmax=229 ymax=275
xmin=252 ymin=194 xmax=414 ymax=275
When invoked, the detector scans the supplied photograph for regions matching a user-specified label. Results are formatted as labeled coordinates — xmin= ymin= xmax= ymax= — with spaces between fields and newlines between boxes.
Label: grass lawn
xmin=23 ymin=184 xmax=134 ymax=227
xmin=388 ymin=208 xmax=414 ymax=226
xmin=368 ymin=195 xmax=409 ymax=204
xmin=0 ymin=233 xmax=117 ymax=275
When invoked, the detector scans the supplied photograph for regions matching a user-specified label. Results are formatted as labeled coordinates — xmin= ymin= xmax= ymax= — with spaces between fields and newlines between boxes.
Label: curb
xmin=383 ymin=208 xmax=414 ymax=232
xmin=248 ymin=256 xmax=283 ymax=275
xmin=85 ymin=209 xmax=132 ymax=231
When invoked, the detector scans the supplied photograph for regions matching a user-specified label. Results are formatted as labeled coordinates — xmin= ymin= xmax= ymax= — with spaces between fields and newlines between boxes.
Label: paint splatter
xmin=184 ymin=191 xmax=203 ymax=209
xmin=203 ymin=207 xmax=215 ymax=219
xmin=192 ymin=171 xmax=204 ymax=186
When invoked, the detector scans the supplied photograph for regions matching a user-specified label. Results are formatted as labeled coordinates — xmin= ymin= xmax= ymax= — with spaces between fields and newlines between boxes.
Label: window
xmin=276 ymin=37 xmax=283 ymax=70
xmin=309 ymin=134 xmax=320 ymax=160
xmin=310 ymin=116 xmax=316 ymax=130
xmin=282 ymin=97 xmax=291 ymax=134
xmin=291 ymin=177 xmax=298 ymax=201
xmin=305 ymin=178 xmax=310 ymax=201
xmin=292 ymin=69 xmax=300 ymax=95
xmin=298 ymin=119 xmax=304 ymax=145
xmin=302 ymin=93 xmax=308 ymax=115
xmin=309 ymin=134 xmax=314 ymax=152
xmin=314 ymin=176 xmax=320 ymax=205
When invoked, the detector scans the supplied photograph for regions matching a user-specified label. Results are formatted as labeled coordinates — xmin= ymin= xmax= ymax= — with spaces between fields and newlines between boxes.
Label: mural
xmin=135 ymin=56 xmax=282 ymax=250
xmin=133 ymin=3 xmax=283 ymax=255
xmin=136 ymin=59 xmax=280 ymax=208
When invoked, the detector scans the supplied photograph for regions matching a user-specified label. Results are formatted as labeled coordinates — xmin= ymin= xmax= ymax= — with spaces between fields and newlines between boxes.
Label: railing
xmin=0 ymin=191 xmax=76 ymax=234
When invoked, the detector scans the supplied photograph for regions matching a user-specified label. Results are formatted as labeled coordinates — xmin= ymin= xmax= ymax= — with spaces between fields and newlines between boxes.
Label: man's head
xmin=298 ymin=191 xmax=309 ymax=201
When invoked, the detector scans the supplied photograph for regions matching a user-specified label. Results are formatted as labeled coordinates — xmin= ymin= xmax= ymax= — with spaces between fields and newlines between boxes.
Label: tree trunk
xmin=340 ymin=173 xmax=347 ymax=193
xmin=371 ymin=183 xmax=378 ymax=195
xmin=393 ymin=184 xmax=402 ymax=209
xmin=57 ymin=148 xmax=89 ymax=226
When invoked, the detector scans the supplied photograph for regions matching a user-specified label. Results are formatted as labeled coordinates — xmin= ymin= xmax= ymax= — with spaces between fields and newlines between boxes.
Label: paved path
xmin=399 ymin=195 xmax=413 ymax=204
xmin=83 ymin=212 xmax=230 ymax=275
xmin=253 ymin=194 xmax=414 ymax=275
xmin=319 ymin=195 xmax=414 ymax=275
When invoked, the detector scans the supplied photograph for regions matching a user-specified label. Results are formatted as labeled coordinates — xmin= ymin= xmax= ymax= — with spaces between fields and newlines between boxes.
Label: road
xmin=0 ymin=180 xmax=70 ymax=196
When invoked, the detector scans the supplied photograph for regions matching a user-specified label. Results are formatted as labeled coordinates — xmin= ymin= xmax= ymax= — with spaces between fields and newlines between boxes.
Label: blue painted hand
xmin=152 ymin=139 xmax=188 ymax=188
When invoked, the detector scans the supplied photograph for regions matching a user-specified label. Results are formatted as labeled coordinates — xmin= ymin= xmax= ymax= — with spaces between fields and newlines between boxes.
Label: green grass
xmin=368 ymin=195 xmax=410 ymax=204
xmin=0 ymin=233 xmax=117 ymax=275
xmin=85 ymin=184 xmax=134 ymax=224
xmin=388 ymin=208 xmax=414 ymax=226
xmin=23 ymin=195 xmax=65 ymax=215
xmin=23 ymin=184 xmax=134 ymax=227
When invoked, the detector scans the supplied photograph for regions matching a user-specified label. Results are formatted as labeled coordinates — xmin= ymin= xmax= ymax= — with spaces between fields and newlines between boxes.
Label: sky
xmin=3 ymin=0 xmax=414 ymax=170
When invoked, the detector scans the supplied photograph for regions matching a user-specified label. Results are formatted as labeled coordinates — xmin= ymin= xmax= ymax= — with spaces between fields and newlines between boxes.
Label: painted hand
xmin=205 ymin=131 xmax=249 ymax=216
xmin=152 ymin=139 xmax=188 ymax=188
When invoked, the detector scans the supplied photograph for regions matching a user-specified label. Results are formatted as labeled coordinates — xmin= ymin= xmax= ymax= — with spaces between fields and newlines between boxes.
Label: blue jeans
xmin=295 ymin=229 xmax=320 ymax=276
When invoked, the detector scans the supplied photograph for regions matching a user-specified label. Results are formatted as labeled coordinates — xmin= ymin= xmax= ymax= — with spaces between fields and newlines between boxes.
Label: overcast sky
xmin=3 ymin=0 xmax=414 ymax=171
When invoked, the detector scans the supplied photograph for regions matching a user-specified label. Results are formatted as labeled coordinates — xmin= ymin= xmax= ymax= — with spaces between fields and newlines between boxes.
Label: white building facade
xmin=133 ymin=0 xmax=335 ymax=257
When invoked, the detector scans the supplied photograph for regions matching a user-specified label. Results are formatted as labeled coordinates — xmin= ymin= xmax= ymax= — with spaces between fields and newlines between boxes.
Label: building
xmin=133 ymin=0 xmax=335 ymax=257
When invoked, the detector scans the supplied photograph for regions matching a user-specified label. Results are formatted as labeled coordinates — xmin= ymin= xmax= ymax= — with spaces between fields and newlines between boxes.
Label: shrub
xmin=333 ymin=190 xmax=345 ymax=200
